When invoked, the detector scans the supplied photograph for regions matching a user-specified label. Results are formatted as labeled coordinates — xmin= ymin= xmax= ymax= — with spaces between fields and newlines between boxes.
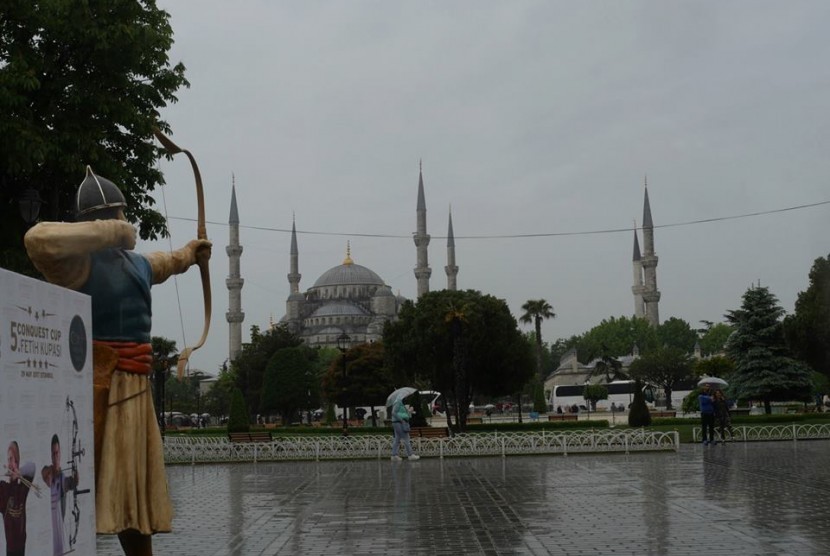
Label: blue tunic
xmin=79 ymin=249 xmax=153 ymax=343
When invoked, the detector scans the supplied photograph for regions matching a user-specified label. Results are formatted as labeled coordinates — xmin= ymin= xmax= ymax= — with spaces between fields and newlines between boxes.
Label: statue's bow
xmin=153 ymin=127 xmax=211 ymax=378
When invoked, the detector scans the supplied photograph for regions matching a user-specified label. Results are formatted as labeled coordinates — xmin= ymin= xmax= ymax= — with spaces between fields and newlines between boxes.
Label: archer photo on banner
xmin=0 ymin=267 xmax=95 ymax=556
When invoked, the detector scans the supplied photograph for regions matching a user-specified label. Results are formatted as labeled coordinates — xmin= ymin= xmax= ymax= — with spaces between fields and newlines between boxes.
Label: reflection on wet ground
xmin=97 ymin=441 xmax=830 ymax=555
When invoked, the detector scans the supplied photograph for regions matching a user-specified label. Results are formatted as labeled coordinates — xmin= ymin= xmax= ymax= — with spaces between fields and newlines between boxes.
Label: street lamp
xmin=336 ymin=332 xmax=351 ymax=436
xmin=18 ymin=188 xmax=43 ymax=226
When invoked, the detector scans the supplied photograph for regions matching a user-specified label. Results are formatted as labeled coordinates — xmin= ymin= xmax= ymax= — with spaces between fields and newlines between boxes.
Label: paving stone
xmin=97 ymin=441 xmax=830 ymax=555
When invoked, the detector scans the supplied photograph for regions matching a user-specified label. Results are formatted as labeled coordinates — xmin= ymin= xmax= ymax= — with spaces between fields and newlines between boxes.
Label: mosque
xmin=224 ymin=171 xmax=659 ymax=362
xmin=224 ymin=166 xmax=459 ymax=359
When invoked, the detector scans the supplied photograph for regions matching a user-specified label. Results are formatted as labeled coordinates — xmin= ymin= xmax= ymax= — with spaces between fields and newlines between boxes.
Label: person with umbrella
xmin=387 ymin=388 xmax=420 ymax=461
xmin=713 ymin=389 xmax=734 ymax=442
xmin=698 ymin=383 xmax=716 ymax=445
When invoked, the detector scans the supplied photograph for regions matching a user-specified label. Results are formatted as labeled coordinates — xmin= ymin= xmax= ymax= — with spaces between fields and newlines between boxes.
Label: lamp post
xmin=336 ymin=332 xmax=351 ymax=436
xmin=18 ymin=188 xmax=43 ymax=226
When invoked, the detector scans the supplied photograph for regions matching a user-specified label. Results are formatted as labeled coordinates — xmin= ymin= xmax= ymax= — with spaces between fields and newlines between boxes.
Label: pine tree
xmin=725 ymin=286 xmax=812 ymax=413
xmin=227 ymin=387 xmax=250 ymax=433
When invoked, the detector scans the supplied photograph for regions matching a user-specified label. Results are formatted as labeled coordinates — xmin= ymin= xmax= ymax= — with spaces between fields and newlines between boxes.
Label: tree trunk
xmin=664 ymin=385 xmax=673 ymax=410
xmin=764 ymin=398 xmax=772 ymax=414
xmin=517 ymin=391 xmax=523 ymax=424
xmin=535 ymin=317 xmax=544 ymax=380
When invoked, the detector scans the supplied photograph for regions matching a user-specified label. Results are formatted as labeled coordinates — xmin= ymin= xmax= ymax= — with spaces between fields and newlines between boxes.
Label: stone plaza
xmin=97 ymin=440 xmax=830 ymax=555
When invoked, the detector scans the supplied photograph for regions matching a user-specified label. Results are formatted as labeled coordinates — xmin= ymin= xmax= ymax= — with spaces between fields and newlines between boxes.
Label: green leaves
xmin=1 ymin=0 xmax=188 ymax=273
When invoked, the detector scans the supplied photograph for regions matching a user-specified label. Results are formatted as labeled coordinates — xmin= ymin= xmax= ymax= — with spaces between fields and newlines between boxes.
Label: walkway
xmin=96 ymin=441 xmax=830 ymax=555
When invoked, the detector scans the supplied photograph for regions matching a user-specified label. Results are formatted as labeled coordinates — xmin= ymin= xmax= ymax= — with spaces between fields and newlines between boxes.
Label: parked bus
xmin=551 ymin=380 xmax=695 ymax=412
xmin=551 ymin=381 xmax=650 ymax=412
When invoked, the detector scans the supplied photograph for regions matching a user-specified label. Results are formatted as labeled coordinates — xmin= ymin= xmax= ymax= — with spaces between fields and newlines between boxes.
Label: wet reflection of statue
xmin=25 ymin=167 xmax=211 ymax=556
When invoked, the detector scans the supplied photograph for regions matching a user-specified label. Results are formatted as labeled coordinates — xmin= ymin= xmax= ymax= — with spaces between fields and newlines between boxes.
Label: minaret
xmin=288 ymin=215 xmax=301 ymax=295
xmin=445 ymin=207 xmax=458 ymax=291
xmin=640 ymin=177 xmax=661 ymax=326
xmin=631 ymin=220 xmax=645 ymax=318
xmin=413 ymin=161 xmax=431 ymax=297
xmin=284 ymin=215 xmax=305 ymax=331
xmin=225 ymin=179 xmax=245 ymax=362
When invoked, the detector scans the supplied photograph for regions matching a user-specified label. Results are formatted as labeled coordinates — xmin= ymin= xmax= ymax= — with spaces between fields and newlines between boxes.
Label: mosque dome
xmin=312 ymin=246 xmax=385 ymax=288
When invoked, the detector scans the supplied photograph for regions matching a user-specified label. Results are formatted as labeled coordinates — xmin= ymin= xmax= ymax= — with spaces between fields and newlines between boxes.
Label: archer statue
xmin=24 ymin=160 xmax=211 ymax=556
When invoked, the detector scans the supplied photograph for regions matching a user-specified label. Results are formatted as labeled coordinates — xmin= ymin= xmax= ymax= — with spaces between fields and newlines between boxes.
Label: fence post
xmin=501 ymin=437 xmax=506 ymax=458
xmin=624 ymin=433 xmax=629 ymax=455
xmin=439 ymin=439 xmax=444 ymax=459
xmin=793 ymin=423 xmax=798 ymax=442
xmin=191 ymin=438 xmax=196 ymax=465
xmin=673 ymin=431 xmax=680 ymax=452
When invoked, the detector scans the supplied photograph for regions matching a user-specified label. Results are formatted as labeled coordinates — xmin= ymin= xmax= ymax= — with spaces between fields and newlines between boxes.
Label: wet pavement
xmin=97 ymin=441 xmax=830 ymax=555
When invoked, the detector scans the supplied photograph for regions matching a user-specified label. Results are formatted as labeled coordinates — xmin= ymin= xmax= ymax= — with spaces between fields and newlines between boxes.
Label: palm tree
xmin=520 ymin=299 xmax=556 ymax=380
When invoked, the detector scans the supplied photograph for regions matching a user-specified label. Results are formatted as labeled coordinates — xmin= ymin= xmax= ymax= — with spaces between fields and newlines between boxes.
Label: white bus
xmin=551 ymin=381 xmax=650 ymax=412
xmin=551 ymin=380 xmax=695 ymax=413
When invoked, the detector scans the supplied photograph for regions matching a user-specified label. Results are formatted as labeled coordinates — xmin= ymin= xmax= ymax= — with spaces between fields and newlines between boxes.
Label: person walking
xmin=698 ymin=384 xmax=716 ymax=445
xmin=390 ymin=400 xmax=419 ymax=461
xmin=713 ymin=390 xmax=734 ymax=443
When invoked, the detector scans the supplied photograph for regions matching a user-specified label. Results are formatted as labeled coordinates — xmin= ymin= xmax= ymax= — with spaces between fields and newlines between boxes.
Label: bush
xmin=227 ymin=387 xmax=250 ymax=433
xmin=628 ymin=380 xmax=652 ymax=427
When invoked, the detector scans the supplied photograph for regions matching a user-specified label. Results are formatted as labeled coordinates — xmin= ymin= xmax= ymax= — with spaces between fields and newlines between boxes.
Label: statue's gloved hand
xmin=187 ymin=239 xmax=212 ymax=267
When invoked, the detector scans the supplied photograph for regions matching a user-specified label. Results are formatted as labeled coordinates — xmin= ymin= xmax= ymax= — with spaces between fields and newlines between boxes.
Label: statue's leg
xmin=118 ymin=530 xmax=153 ymax=556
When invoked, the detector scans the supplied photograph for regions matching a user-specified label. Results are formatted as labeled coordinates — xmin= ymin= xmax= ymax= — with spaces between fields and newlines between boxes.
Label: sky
xmin=141 ymin=1 xmax=830 ymax=376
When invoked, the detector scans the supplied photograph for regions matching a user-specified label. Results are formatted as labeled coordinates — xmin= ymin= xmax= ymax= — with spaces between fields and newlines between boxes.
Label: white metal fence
xmin=163 ymin=429 xmax=679 ymax=464
xmin=692 ymin=423 xmax=830 ymax=442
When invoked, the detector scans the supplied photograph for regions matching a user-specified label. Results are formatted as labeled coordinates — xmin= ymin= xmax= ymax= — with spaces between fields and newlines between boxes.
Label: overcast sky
xmin=141 ymin=1 xmax=830 ymax=375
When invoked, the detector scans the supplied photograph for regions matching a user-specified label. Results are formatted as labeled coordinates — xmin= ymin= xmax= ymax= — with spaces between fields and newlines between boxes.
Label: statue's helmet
xmin=75 ymin=165 xmax=127 ymax=219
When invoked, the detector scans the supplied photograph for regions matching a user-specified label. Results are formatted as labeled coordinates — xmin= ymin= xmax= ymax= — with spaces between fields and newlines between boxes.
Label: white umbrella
xmin=698 ymin=376 xmax=728 ymax=388
xmin=386 ymin=387 xmax=417 ymax=408
xmin=484 ymin=404 xmax=496 ymax=409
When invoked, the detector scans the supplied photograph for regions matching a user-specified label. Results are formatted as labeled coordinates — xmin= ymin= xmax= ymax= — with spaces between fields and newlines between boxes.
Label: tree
xmin=549 ymin=337 xmax=579 ymax=370
xmin=698 ymin=322 xmax=733 ymax=356
xmin=227 ymin=387 xmax=249 ymax=433
xmin=322 ymin=342 xmax=393 ymax=427
xmin=1 ymin=1 xmax=189 ymax=275
xmin=150 ymin=336 xmax=178 ymax=428
xmin=591 ymin=352 xmax=626 ymax=383
xmin=656 ymin=317 xmax=697 ymax=352
xmin=693 ymin=355 xmax=735 ymax=380
xmin=520 ymin=299 xmax=556 ymax=380
xmin=575 ymin=316 xmax=657 ymax=361
xmin=783 ymin=254 xmax=830 ymax=381
xmin=627 ymin=347 xmax=693 ymax=410
xmin=202 ymin=364 xmax=236 ymax=420
xmin=260 ymin=347 xmax=317 ymax=425
xmin=627 ymin=380 xmax=651 ymax=427
xmin=582 ymin=384 xmax=608 ymax=412
xmin=231 ymin=324 xmax=303 ymax=419
xmin=384 ymin=290 xmax=534 ymax=431
xmin=725 ymin=286 xmax=812 ymax=413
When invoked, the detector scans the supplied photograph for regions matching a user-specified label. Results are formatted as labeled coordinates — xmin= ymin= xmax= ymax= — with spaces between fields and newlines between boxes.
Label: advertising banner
xmin=0 ymin=268 xmax=95 ymax=556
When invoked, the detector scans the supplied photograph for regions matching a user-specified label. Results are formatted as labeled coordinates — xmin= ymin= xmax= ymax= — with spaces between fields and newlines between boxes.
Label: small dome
xmin=373 ymin=285 xmax=394 ymax=298
xmin=313 ymin=263 xmax=385 ymax=288
xmin=310 ymin=301 xmax=369 ymax=318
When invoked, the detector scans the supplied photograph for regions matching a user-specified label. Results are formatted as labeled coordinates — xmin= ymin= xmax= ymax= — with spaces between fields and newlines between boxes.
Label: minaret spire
xmin=413 ymin=161 xmax=431 ymax=297
xmin=639 ymin=178 xmax=660 ymax=326
xmin=631 ymin=218 xmax=644 ymax=318
xmin=445 ymin=206 xmax=458 ymax=291
xmin=225 ymin=179 xmax=245 ymax=361
xmin=288 ymin=213 xmax=301 ymax=294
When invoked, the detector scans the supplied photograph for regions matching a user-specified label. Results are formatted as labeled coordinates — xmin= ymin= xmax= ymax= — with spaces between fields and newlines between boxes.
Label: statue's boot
xmin=118 ymin=530 xmax=153 ymax=556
